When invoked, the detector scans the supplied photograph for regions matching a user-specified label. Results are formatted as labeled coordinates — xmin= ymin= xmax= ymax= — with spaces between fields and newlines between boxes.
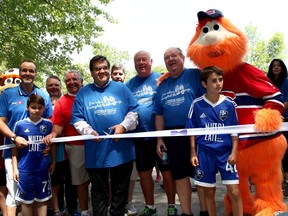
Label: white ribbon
xmin=1 ymin=123 xmax=288 ymax=150
xmin=50 ymin=122 xmax=288 ymax=142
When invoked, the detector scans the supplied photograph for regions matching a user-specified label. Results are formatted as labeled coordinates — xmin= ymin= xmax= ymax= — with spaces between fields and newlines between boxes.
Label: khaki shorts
xmin=65 ymin=145 xmax=89 ymax=185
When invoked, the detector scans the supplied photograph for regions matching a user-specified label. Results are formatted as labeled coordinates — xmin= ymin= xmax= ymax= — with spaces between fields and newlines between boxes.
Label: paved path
xmin=15 ymin=168 xmax=288 ymax=216
xmin=131 ymin=168 xmax=226 ymax=216
xmin=131 ymin=168 xmax=288 ymax=216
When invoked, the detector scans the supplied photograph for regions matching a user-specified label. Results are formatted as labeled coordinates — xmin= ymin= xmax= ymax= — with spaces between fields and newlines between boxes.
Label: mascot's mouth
xmin=207 ymin=50 xmax=224 ymax=57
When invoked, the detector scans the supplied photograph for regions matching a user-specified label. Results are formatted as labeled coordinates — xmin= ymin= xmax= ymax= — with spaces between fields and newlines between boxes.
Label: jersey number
xmin=42 ymin=180 xmax=51 ymax=193
xmin=226 ymin=162 xmax=237 ymax=173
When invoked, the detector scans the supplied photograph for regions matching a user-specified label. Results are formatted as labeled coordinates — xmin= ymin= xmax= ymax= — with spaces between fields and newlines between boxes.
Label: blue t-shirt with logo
xmin=71 ymin=81 xmax=138 ymax=169
xmin=126 ymin=72 xmax=160 ymax=132
xmin=154 ymin=68 xmax=204 ymax=127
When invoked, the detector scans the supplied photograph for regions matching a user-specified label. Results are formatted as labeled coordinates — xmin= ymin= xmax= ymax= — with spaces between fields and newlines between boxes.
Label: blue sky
xmin=74 ymin=0 xmax=288 ymax=69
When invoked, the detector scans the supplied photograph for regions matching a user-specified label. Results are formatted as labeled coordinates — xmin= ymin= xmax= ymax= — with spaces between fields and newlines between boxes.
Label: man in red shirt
xmin=43 ymin=70 xmax=90 ymax=216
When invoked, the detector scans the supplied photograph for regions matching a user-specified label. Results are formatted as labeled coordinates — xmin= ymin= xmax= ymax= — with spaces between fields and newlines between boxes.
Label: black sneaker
xmin=139 ymin=206 xmax=158 ymax=216
xmin=199 ymin=211 xmax=209 ymax=216
xmin=167 ymin=205 xmax=178 ymax=216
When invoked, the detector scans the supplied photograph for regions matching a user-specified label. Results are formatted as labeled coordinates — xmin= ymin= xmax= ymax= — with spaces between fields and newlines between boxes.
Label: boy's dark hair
xmin=200 ymin=66 xmax=224 ymax=83
xmin=89 ymin=55 xmax=110 ymax=72
xmin=27 ymin=94 xmax=45 ymax=107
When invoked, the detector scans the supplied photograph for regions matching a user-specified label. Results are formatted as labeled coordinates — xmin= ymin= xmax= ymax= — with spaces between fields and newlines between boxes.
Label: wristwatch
xmin=10 ymin=135 xmax=17 ymax=143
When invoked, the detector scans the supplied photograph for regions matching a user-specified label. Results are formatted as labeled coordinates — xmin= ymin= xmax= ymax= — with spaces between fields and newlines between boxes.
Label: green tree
xmin=152 ymin=65 xmax=167 ymax=74
xmin=244 ymin=24 xmax=286 ymax=72
xmin=0 ymin=0 xmax=114 ymax=85
xmin=92 ymin=42 xmax=130 ymax=66
xmin=92 ymin=42 xmax=132 ymax=81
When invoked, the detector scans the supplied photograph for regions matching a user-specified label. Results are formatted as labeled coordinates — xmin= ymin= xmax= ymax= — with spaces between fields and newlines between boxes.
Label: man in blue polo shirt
xmin=0 ymin=59 xmax=52 ymax=215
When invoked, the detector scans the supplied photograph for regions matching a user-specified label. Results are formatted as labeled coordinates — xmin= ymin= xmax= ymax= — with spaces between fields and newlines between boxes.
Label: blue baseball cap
xmin=197 ymin=9 xmax=223 ymax=21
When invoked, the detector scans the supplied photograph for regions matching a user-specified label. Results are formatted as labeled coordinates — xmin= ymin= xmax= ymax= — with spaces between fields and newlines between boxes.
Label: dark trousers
xmin=64 ymin=160 xmax=78 ymax=213
xmin=87 ymin=160 xmax=133 ymax=216
xmin=57 ymin=160 xmax=78 ymax=213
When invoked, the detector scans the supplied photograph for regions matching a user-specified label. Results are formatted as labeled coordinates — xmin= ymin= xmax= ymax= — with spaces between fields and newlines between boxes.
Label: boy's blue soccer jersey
xmin=186 ymin=95 xmax=238 ymax=152
xmin=14 ymin=117 xmax=52 ymax=172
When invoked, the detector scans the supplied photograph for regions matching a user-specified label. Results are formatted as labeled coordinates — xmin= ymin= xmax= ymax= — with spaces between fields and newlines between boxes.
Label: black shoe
xmin=191 ymin=185 xmax=197 ymax=192
xmin=199 ymin=211 xmax=209 ymax=216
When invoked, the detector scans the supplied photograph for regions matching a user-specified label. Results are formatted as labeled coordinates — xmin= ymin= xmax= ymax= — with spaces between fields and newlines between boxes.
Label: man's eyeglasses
xmin=93 ymin=66 xmax=109 ymax=72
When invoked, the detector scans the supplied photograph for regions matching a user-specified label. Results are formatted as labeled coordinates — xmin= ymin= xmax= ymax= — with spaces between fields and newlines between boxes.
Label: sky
xmin=74 ymin=0 xmax=288 ymax=70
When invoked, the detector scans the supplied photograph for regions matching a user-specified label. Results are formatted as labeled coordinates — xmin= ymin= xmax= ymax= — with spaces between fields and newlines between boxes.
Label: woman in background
xmin=267 ymin=58 xmax=288 ymax=197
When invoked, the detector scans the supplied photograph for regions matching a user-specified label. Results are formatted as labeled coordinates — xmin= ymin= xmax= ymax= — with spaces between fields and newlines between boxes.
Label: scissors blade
xmin=103 ymin=131 xmax=109 ymax=135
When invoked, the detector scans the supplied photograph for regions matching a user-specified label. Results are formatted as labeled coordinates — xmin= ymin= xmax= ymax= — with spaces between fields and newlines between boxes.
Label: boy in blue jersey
xmin=186 ymin=66 xmax=243 ymax=216
xmin=12 ymin=94 xmax=52 ymax=216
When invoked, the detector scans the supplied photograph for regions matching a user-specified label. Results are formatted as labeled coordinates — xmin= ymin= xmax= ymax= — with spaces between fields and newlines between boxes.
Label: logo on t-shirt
xmin=219 ymin=110 xmax=228 ymax=121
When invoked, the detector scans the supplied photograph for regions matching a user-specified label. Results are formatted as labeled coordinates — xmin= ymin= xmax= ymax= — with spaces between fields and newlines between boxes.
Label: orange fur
xmin=237 ymin=135 xmax=287 ymax=215
xmin=187 ymin=17 xmax=248 ymax=72
xmin=157 ymin=72 xmax=170 ymax=86
xmin=254 ymin=109 xmax=283 ymax=132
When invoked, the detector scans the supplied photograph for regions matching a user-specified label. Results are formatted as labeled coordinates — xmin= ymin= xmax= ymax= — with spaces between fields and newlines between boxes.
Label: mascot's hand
xmin=254 ymin=108 xmax=283 ymax=132
xmin=157 ymin=72 xmax=170 ymax=86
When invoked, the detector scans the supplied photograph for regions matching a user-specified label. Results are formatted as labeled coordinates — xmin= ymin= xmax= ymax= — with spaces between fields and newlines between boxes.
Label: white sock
xmin=146 ymin=205 xmax=156 ymax=210
xmin=81 ymin=210 xmax=89 ymax=215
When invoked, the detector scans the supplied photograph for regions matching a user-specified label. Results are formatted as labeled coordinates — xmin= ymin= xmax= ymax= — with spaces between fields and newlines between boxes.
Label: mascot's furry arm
xmin=255 ymin=108 xmax=283 ymax=132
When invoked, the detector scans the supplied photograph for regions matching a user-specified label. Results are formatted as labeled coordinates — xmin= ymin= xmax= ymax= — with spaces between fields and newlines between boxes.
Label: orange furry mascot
xmin=0 ymin=68 xmax=20 ymax=176
xmin=186 ymin=9 xmax=287 ymax=216
xmin=0 ymin=68 xmax=21 ymax=94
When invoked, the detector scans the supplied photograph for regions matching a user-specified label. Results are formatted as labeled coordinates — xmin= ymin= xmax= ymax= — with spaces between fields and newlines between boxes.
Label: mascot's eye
xmin=213 ymin=24 xmax=220 ymax=30
xmin=4 ymin=78 xmax=13 ymax=85
xmin=202 ymin=26 xmax=210 ymax=34
xmin=14 ymin=78 xmax=21 ymax=84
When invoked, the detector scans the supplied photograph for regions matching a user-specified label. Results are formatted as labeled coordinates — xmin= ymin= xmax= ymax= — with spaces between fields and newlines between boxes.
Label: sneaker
xmin=139 ymin=206 xmax=158 ymax=216
xmin=70 ymin=211 xmax=81 ymax=216
xmin=155 ymin=175 xmax=162 ymax=183
xmin=199 ymin=211 xmax=209 ymax=216
xmin=81 ymin=212 xmax=90 ymax=216
xmin=167 ymin=205 xmax=178 ymax=216
xmin=191 ymin=184 xmax=197 ymax=192
xmin=53 ymin=211 xmax=63 ymax=216
xmin=126 ymin=202 xmax=137 ymax=216
xmin=283 ymin=181 xmax=288 ymax=191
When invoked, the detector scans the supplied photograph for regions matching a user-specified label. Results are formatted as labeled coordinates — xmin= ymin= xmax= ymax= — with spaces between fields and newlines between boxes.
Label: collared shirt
xmin=0 ymin=84 xmax=53 ymax=158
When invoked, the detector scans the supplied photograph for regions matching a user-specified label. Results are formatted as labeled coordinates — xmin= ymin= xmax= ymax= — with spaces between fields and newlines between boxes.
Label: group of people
xmin=0 ymin=51 xmax=287 ymax=216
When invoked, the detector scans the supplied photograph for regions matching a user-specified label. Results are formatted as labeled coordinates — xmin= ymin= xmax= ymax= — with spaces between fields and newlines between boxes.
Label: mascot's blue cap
xmin=197 ymin=9 xmax=223 ymax=21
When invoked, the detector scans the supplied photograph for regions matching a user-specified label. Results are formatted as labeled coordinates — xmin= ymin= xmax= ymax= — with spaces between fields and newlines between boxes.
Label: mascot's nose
xmin=203 ymin=31 xmax=223 ymax=45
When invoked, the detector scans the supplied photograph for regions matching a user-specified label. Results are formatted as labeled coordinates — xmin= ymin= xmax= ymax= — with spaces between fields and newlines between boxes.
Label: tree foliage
xmin=244 ymin=24 xmax=286 ymax=72
xmin=92 ymin=42 xmax=130 ymax=66
xmin=0 ymin=0 xmax=114 ymax=85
